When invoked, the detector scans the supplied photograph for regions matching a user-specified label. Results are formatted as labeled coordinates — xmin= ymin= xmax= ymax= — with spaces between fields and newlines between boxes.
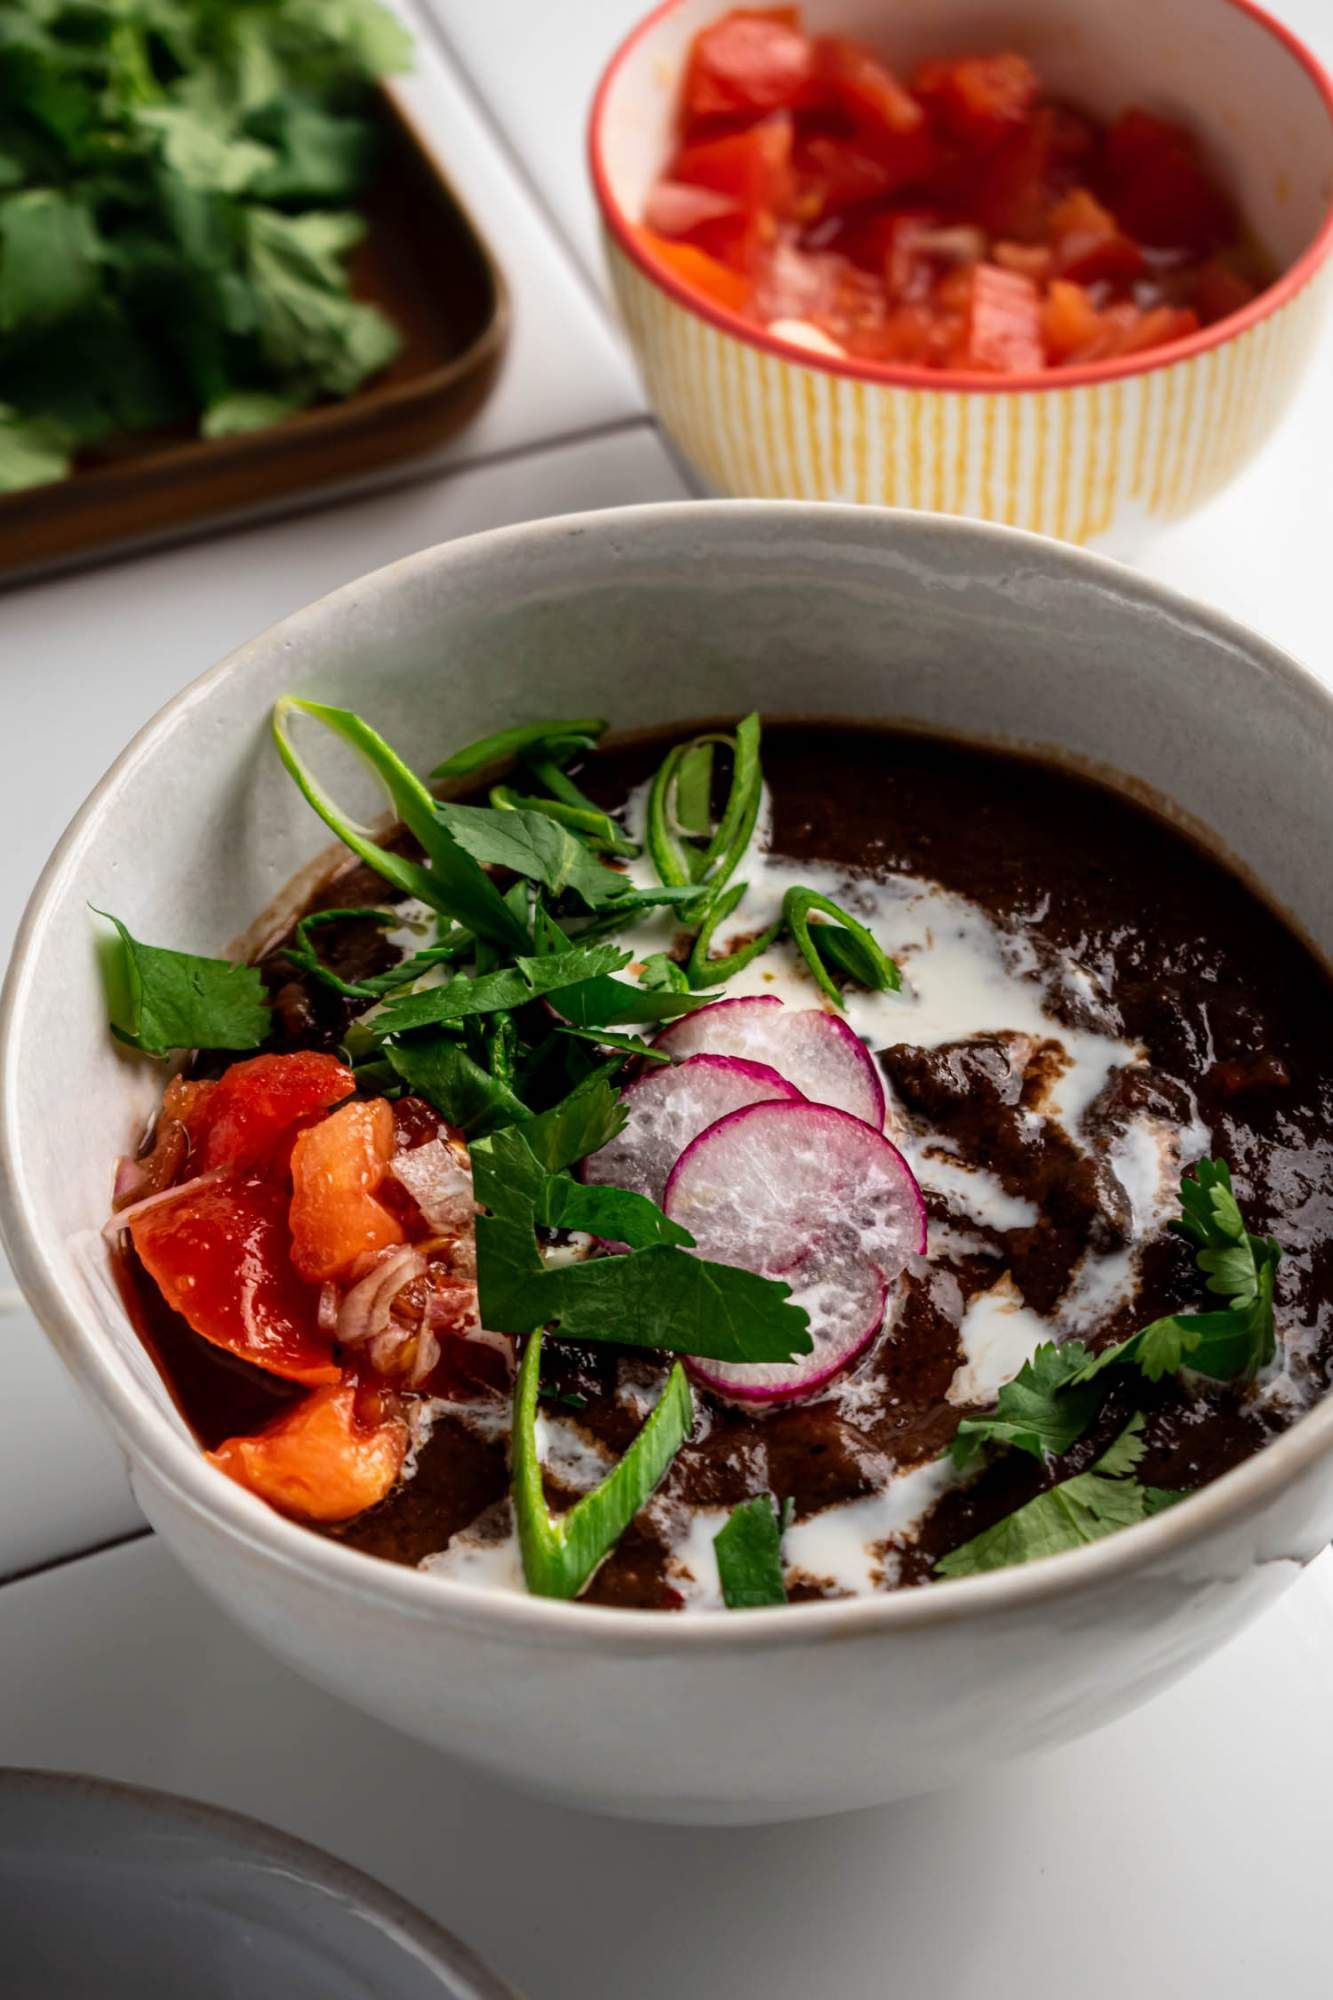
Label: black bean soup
xmin=120 ymin=724 xmax=1333 ymax=1607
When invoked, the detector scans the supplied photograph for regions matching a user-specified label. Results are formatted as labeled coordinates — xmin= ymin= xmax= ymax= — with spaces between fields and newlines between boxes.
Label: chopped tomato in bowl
xmin=622 ymin=5 xmax=1273 ymax=378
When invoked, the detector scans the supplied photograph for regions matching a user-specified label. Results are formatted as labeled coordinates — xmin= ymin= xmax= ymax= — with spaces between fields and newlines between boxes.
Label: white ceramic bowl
xmin=5 ymin=503 xmax=1333 ymax=1825
xmin=590 ymin=0 xmax=1333 ymax=550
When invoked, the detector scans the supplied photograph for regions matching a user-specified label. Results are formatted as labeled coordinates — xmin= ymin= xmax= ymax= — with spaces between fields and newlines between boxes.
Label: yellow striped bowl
xmin=591 ymin=0 xmax=1333 ymax=554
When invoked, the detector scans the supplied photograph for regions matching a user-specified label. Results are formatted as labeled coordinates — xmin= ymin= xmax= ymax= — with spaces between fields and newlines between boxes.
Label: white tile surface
xmin=0 ymin=423 xmax=690 ymax=1580
xmin=6 ymin=1533 xmax=1333 ymax=1999
xmin=386 ymin=0 xmax=644 ymax=469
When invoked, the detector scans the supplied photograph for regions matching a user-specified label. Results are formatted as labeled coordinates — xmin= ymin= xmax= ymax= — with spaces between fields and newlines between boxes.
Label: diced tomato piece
xmin=914 ymin=53 xmax=1039 ymax=149
xmin=681 ymin=8 xmax=813 ymax=127
xmin=794 ymin=134 xmax=900 ymax=218
xmin=191 ymin=1051 xmax=355 ymax=1174
xmin=289 ymin=1098 xmax=405 ymax=1285
xmin=951 ymin=262 xmax=1044 ymax=371
xmin=638 ymin=230 xmax=752 ymax=312
xmin=131 ymin=1174 xmax=337 ymax=1385
xmin=992 ymin=239 xmax=1053 ymax=281
xmin=670 ymin=114 xmax=794 ymax=270
xmin=114 ymin=1074 xmax=215 ymax=1211
xmin=1040 ymin=278 xmax=1103 ymax=361
xmin=1049 ymin=186 xmax=1146 ymax=284
xmin=644 ymin=179 xmax=742 ymax=239
xmin=207 ymin=1383 xmax=408 ymax=1523
xmin=1103 ymin=108 xmax=1234 ymax=253
xmin=970 ymin=108 xmax=1057 ymax=241
xmin=810 ymin=34 xmax=925 ymax=147
xmin=1116 ymin=304 xmax=1200 ymax=354
xmin=1190 ymin=258 xmax=1258 ymax=325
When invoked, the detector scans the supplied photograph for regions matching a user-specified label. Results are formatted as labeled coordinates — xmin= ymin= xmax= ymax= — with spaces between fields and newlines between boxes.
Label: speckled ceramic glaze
xmin=590 ymin=0 xmax=1333 ymax=552
xmin=5 ymin=504 xmax=1333 ymax=1824
xmin=0 ymin=1769 xmax=515 ymax=1998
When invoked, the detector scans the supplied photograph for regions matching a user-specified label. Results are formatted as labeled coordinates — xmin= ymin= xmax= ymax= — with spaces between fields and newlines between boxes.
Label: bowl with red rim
xmin=589 ymin=0 xmax=1333 ymax=550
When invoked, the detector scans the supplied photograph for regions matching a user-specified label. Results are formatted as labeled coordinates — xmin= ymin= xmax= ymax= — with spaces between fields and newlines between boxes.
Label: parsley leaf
xmin=471 ymin=1129 xmax=812 ymax=1365
xmin=512 ymin=1329 xmax=693 ymax=1599
xmin=385 ymin=1038 xmax=528 ymax=1137
xmin=370 ymin=946 xmax=630 ymax=1036
xmin=714 ymin=1495 xmax=789 ymax=1607
xmin=96 ymin=911 xmax=270 ymax=1058
xmin=520 ymin=1073 xmax=626 ymax=1172
xmin=437 ymin=802 xmax=635 ymax=910
xmin=937 ymin=1416 xmax=1171 ymax=1578
xmin=949 ymin=1340 xmax=1102 ymax=1475
xmin=474 ymin=1126 xmax=691 ymax=1248
xmin=1076 ymin=1158 xmax=1281 ymax=1386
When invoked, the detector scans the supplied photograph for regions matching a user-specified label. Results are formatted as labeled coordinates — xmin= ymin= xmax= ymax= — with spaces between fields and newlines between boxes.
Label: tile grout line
xmin=1 ymin=1525 xmax=153 ymax=1592
xmin=403 ymin=0 xmax=618 ymax=325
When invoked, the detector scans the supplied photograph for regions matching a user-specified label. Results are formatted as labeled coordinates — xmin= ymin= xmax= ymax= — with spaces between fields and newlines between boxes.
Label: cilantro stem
xmin=512 ymin=1331 xmax=694 ymax=1599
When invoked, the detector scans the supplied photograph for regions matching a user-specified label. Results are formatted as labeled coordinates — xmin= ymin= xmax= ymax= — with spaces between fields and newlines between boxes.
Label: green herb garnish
xmin=714 ymin=1495 xmax=790 ymax=1607
xmin=949 ymin=1340 xmax=1103 ymax=1476
xmin=431 ymin=720 xmax=607 ymax=781
xmin=782 ymin=886 xmax=901 ymax=1009
xmin=646 ymin=714 xmax=762 ymax=912
xmin=97 ymin=911 xmax=269 ymax=1058
xmin=0 ymin=0 xmax=412 ymax=490
xmin=1077 ymin=1158 xmax=1281 ymax=1386
xmin=472 ymin=1126 xmax=812 ymax=1366
xmin=512 ymin=1330 xmax=693 ymax=1599
xmin=937 ymin=1416 xmax=1180 ymax=1578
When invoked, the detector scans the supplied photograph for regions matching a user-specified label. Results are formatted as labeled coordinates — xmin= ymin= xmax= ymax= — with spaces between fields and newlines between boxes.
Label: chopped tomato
xmin=642 ymin=9 xmax=1265 ymax=375
xmin=951 ymin=262 xmax=1044 ymax=371
xmin=1040 ymin=278 xmax=1103 ymax=361
xmin=1104 ymin=108 xmax=1234 ymax=253
xmin=1191 ymin=259 xmax=1258 ymax=325
xmin=670 ymin=115 xmax=795 ymax=270
xmin=191 ymin=1051 xmax=355 ymax=1174
xmin=1049 ymin=187 xmax=1145 ymax=284
xmin=131 ymin=1173 xmax=337 ymax=1385
xmin=809 ymin=35 xmax=926 ymax=157
xmin=914 ymin=52 xmax=1039 ymax=149
xmin=644 ymin=178 xmax=741 ymax=239
xmin=289 ymin=1098 xmax=405 ymax=1284
xmin=207 ymin=1383 xmax=408 ymax=1523
xmin=682 ymin=8 xmax=812 ymax=126
xmin=638 ymin=230 xmax=752 ymax=312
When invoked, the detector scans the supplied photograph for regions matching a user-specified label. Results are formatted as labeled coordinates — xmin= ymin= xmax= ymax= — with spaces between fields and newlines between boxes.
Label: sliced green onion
xmin=286 ymin=907 xmax=468 ymax=1002
xmin=513 ymin=1330 xmax=694 ymax=1599
xmin=273 ymin=698 xmax=529 ymax=952
xmin=645 ymin=714 xmax=763 ymax=916
xmin=686 ymin=881 xmax=782 ymax=989
xmin=782 ymin=886 xmax=901 ymax=1010
xmin=490 ymin=784 xmax=638 ymax=858
xmin=430 ymin=719 xmax=606 ymax=781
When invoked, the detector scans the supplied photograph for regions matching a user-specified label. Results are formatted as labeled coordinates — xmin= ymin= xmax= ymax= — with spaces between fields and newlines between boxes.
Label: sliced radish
xmin=663 ymin=1100 xmax=925 ymax=1402
xmin=654 ymin=997 xmax=885 ymax=1129
xmin=583 ymin=1053 xmax=802 ymax=1208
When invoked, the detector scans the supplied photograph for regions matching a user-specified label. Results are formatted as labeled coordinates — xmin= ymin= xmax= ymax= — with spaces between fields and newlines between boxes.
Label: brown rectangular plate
xmin=0 ymin=88 xmax=508 ymax=584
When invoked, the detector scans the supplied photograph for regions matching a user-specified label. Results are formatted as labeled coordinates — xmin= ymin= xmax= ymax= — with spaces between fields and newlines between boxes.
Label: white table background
xmin=1 ymin=3 xmax=1330 ymax=1992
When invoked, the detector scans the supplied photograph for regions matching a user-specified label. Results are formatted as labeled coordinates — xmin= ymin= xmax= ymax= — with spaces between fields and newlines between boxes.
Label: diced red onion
xmin=335 ymin=1245 xmax=427 ymax=1347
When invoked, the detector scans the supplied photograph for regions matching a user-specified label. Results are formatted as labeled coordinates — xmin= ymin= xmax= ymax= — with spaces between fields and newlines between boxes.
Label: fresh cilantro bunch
xmin=0 ymin=0 xmax=412 ymax=491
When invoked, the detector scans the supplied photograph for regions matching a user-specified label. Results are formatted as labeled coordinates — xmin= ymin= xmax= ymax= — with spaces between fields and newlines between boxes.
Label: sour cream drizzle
xmin=416 ymin=777 xmax=1223 ymax=1606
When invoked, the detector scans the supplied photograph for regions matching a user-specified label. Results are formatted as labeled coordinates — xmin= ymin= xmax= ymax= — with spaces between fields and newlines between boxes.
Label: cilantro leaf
xmin=512 ymin=1329 xmax=693 ymax=1599
xmin=714 ymin=1495 xmax=789 ymax=1608
xmin=0 ymin=403 xmax=71 ymax=492
xmin=96 ymin=911 xmax=269 ymax=1058
xmin=520 ymin=1073 xmax=626 ymax=1172
xmin=385 ymin=1038 xmax=528 ymax=1137
xmin=949 ymin=1340 xmax=1102 ymax=1475
xmin=0 ymin=188 xmax=100 ymax=332
xmin=937 ymin=1415 xmax=1166 ymax=1578
xmin=370 ymin=947 xmax=631 ymax=1036
xmin=245 ymin=207 xmax=399 ymax=398
xmin=549 ymin=975 xmax=719 ymax=1029
xmin=474 ymin=1126 xmax=690 ymax=1248
xmin=437 ymin=802 xmax=632 ymax=911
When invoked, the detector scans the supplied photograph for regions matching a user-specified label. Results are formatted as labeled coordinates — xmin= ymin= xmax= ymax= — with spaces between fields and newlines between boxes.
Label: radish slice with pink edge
xmin=582 ymin=1053 xmax=803 ymax=1209
xmin=663 ymin=1099 xmax=926 ymax=1403
xmin=654 ymin=996 xmax=885 ymax=1130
